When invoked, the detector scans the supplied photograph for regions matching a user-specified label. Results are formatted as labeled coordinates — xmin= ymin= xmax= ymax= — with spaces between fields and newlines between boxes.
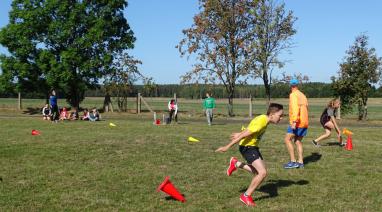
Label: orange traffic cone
xmin=157 ymin=176 xmax=186 ymax=202
xmin=345 ymin=135 xmax=353 ymax=150
xmin=31 ymin=129 xmax=40 ymax=135
xmin=342 ymin=128 xmax=353 ymax=136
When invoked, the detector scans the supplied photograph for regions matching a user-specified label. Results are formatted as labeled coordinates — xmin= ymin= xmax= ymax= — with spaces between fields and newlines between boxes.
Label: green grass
xmin=0 ymin=110 xmax=381 ymax=211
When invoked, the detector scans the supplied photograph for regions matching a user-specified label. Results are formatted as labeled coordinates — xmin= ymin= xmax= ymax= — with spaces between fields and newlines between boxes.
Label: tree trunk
xmin=262 ymin=68 xmax=271 ymax=106
xmin=228 ymin=94 xmax=234 ymax=117
xmin=357 ymin=101 xmax=363 ymax=121
xmin=265 ymin=82 xmax=271 ymax=105
xmin=362 ymin=96 xmax=368 ymax=120
xmin=67 ymin=83 xmax=83 ymax=109
xmin=363 ymin=105 xmax=368 ymax=120
xmin=104 ymin=94 xmax=112 ymax=112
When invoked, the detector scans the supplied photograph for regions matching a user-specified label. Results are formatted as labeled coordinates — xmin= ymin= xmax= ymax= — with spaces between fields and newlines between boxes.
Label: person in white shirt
xmin=168 ymin=99 xmax=178 ymax=123
xmin=42 ymin=104 xmax=51 ymax=120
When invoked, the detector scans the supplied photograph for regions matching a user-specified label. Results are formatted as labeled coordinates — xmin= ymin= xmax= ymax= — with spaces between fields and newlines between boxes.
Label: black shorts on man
xmin=239 ymin=146 xmax=263 ymax=164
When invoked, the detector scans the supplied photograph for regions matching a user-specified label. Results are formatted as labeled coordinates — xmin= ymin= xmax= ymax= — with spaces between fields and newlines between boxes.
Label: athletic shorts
xmin=320 ymin=120 xmax=331 ymax=129
xmin=239 ymin=146 xmax=263 ymax=164
xmin=287 ymin=126 xmax=308 ymax=137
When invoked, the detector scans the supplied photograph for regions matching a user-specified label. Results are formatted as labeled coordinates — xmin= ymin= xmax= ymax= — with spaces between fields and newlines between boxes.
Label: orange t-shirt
xmin=289 ymin=88 xmax=309 ymax=128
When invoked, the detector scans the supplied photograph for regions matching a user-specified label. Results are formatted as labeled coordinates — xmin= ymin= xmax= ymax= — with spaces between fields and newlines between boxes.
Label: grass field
xmin=0 ymin=98 xmax=381 ymax=211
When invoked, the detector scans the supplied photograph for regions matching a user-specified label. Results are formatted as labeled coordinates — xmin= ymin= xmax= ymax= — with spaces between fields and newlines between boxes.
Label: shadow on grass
xmin=240 ymin=179 xmax=309 ymax=200
xmin=164 ymin=194 xmax=186 ymax=201
xmin=303 ymin=152 xmax=322 ymax=166
xmin=211 ymin=123 xmax=227 ymax=126
xmin=323 ymin=141 xmax=342 ymax=146
xmin=175 ymin=122 xmax=189 ymax=125
xmin=23 ymin=107 xmax=41 ymax=115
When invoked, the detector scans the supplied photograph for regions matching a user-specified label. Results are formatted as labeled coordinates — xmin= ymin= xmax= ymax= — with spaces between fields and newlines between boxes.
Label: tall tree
xmin=178 ymin=0 xmax=257 ymax=116
xmin=250 ymin=0 xmax=297 ymax=103
xmin=332 ymin=34 xmax=382 ymax=120
xmin=0 ymin=0 xmax=135 ymax=108
xmin=104 ymin=52 xmax=143 ymax=112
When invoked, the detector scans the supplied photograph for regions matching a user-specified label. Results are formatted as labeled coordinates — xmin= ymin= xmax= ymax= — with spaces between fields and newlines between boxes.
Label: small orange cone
xmin=157 ymin=176 xmax=186 ymax=202
xmin=342 ymin=128 xmax=353 ymax=136
xmin=345 ymin=135 xmax=353 ymax=150
xmin=31 ymin=129 xmax=40 ymax=135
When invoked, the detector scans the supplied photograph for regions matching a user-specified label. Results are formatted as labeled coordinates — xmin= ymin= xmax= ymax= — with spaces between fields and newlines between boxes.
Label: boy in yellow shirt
xmin=215 ymin=103 xmax=284 ymax=207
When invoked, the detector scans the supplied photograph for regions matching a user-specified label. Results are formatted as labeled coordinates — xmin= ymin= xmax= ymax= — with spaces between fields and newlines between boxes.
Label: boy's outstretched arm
xmin=215 ymin=129 xmax=253 ymax=152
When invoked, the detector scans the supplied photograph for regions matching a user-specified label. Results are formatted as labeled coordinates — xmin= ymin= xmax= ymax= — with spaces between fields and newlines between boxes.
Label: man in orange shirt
xmin=284 ymin=79 xmax=309 ymax=169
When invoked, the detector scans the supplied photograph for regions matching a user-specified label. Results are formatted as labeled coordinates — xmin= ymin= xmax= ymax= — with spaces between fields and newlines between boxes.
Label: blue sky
xmin=1 ymin=0 xmax=381 ymax=84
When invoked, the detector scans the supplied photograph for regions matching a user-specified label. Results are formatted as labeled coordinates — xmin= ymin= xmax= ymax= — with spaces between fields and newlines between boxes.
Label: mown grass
xmin=0 ymin=109 xmax=381 ymax=211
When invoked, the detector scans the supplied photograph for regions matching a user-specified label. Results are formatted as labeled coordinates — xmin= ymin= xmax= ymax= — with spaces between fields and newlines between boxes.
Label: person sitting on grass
xmin=42 ymin=104 xmax=51 ymax=120
xmin=68 ymin=107 xmax=79 ymax=120
xmin=215 ymin=103 xmax=284 ymax=207
xmin=312 ymin=98 xmax=344 ymax=146
xmin=89 ymin=108 xmax=100 ymax=121
xmin=59 ymin=107 xmax=68 ymax=121
xmin=81 ymin=108 xmax=90 ymax=120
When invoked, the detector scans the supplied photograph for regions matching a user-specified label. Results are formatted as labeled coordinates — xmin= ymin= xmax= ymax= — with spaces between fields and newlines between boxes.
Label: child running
xmin=215 ymin=103 xmax=284 ymax=207
xmin=312 ymin=98 xmax=343 ymax=146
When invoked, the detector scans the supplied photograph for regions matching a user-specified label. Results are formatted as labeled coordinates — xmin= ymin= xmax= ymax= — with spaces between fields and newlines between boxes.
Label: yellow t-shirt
xmin=239 ymin=115 xmax=269 ymax=147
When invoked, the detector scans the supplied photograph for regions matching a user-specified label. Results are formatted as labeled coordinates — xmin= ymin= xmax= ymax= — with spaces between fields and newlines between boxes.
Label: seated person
xmin=81 ymin=108 xmax=90 ymax=120
xmin=59 ymin=107 xmax=69 ymax=121
xmin=42 ymin=104 xmax=51 ymax=120
xmin=89 ymin=108 xmax=100 ymax=121
xmin=68 ymin=107 xmax=79 ymax=120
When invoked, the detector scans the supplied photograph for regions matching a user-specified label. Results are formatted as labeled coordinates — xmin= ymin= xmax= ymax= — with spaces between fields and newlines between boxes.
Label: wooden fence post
xmin=337 ymin=96 xmax=341 ymax=119
xmin=18 ymin=92 xmax=22 ymax=110
xmin=137 ymin=93 xmax=141 ymax=114
xmin=249 ymin=94 xmax=253 ymax=118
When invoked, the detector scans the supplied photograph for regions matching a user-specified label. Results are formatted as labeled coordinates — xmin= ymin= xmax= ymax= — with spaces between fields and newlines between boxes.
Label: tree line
xmin=4 ymin=82 xmax=381 ymax=99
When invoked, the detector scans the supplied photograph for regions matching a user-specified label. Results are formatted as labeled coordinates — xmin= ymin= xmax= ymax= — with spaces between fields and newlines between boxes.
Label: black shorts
xmin=239 ymin=146 xmax=263 ymax=164
xmin=320 ymin=110 xmax=331 ymax=128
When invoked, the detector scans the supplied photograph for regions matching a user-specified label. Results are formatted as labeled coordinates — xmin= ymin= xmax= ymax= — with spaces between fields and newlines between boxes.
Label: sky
xmin=1 ymin=0 xmax=382 ymax=84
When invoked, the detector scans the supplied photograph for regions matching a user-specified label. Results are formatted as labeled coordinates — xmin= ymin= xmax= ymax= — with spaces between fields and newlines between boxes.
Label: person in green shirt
xmin=203 ymin=93 xmax=216 ymax=126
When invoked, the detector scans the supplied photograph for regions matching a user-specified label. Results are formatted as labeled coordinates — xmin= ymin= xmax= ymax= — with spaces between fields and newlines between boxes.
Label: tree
xmin=332 ymin=34 xmax=382 ymax=120
xmin=0 ymin=0 xmax=135 ymax=108
xmin=142 ymin=78 xmax=158 ymax=97
xmin=275 ymin=72 xmax=309 ymax=84
xmin=250 ymin=0 xmax=297 ymax=103
xmin=104 ymin=52 xmax=143 ymax=112
xmin=178 ymin=0 xmax=259 ymax=116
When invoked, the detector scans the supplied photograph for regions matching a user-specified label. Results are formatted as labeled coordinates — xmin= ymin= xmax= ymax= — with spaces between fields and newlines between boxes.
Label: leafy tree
xmin=142 ymin=78 xmax=158 ymax=97
xmin=178 ymin=0 xmax=258 ymax=116
xmin=104 ymin=52 xmax=143 ymax=112
xmin=250 ymin=0 xmax=297 ymax=103
xmin=0 ymin=0 xmax=135 ymax=108
xmin=332 ymin=34 xmax=382 ymax=120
